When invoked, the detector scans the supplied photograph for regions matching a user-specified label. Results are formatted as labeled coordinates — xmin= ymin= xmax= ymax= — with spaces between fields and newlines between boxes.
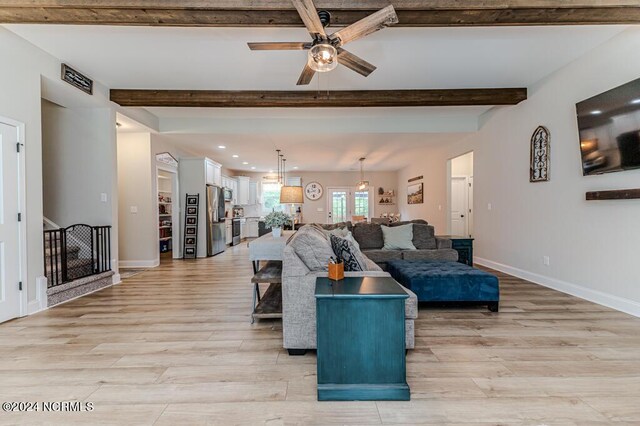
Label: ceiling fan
xmin=248 ymin=0 xmax=399 ymax=85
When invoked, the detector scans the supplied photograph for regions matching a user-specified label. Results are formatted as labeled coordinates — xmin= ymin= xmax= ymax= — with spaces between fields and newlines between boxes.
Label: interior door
xmin=327 ymin=188 xmax=349 ymax=224
xmin=0 ymin=122 xmax=22 ymax=323
xmin=450 ymin=176 xmax=469 ymax=236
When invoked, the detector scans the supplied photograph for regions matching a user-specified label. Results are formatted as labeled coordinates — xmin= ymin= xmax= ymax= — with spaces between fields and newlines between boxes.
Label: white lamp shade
xmin=280 ymin=186 xmax=304 ymax=204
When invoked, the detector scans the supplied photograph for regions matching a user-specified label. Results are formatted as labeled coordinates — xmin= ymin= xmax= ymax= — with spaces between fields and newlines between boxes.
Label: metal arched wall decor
xmin=530 ymin=126 xmax=550 ymax=182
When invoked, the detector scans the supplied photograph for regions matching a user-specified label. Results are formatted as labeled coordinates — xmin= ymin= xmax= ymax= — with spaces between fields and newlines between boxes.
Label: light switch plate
xmin=130 ymin=206 xmax=138 ymax=214
xmin=100 ymin=193 xmax=108 ymax=203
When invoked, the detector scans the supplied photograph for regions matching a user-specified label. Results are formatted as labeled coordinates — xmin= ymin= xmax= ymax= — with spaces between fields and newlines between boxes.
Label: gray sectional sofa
xmin=281 ymin=220 xmax=455 ymax=355
xmin=353 ymin=220 xmax=458 ymax=270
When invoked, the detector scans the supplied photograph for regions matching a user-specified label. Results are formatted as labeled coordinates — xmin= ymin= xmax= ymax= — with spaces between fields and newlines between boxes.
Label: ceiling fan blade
xmin=296 ymin=63 xmax=316 ymax=85
xmin=337 ymin=48 xmax=376 ymax=77
xmin=247 ymin=42 xmax=311 ymax=50
xmin=329 ymin=5 xmax=398 ymax=46
xmin=291 ymin=0 xmax=326 ymax=39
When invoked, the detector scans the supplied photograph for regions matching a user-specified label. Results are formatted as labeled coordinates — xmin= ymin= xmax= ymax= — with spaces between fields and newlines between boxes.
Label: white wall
xmin=399 ymin=28 xmax=640 ymax=316
xmin=42 ymin=100 xmax=116 ymax=227
xmin=117 ymin=132 xmax=194 ymax=266
xmin=0 ymin=28 xmax=119 ymax=309
xmin=117 ymin=133 xmax=157 ymax=267
xmin=233 ymin=170 xmax=399 ymax=223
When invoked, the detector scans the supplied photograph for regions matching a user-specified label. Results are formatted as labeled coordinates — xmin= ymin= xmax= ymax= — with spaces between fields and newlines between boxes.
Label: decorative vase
xmin=272 ymin=227 xmax=282 ymax=238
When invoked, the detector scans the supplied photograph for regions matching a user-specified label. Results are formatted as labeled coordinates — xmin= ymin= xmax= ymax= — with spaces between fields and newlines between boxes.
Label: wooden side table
xmin=250 ymin=261 xmax=282 ymax=324
xmin=315 ymin=276 xmax=410 ymax=401
xmin=438 ymin=235 xmax=474 ymax=266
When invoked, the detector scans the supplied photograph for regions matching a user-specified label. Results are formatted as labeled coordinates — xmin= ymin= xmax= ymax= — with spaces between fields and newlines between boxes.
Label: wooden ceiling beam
xmin=109 ymin=88 xmax=528 ymax=108
xmin=1 ymin=1 xmax=639 ymax=26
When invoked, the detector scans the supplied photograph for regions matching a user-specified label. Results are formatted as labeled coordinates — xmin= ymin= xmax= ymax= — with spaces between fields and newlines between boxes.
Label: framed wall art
xmin=530 ymin=126 xmax=550 ymax=182
xmin=408 ymin=182 xmax=423 ymax=204
xmin=183 ymin=193 xmax=200 ymax=259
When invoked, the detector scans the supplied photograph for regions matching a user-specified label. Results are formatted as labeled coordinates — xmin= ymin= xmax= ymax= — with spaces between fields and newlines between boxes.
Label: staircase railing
xmin=43 ymin=224 xmax=112 ymax=288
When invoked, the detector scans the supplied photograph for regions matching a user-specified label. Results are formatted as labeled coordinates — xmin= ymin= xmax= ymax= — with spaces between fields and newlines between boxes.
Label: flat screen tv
xmin=576 ymin=77 xmax=640 ymax=176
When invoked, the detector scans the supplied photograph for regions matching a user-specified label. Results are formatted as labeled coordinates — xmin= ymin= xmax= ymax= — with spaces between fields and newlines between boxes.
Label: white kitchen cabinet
xmin=239 ymin=219 xmax=246 ymax=240
xmin=248 ymin=181 xmax=258 ymax=205
xmin=236 ymin=176 xmax=250 ymax=205
xmin=231 ymin=179 xmax=238 ymax=204
xmin=246 ymin=218 xmax=259 ymax=238
xmin=225 ymin=221 xmax=232 ymax=244
xmin=206 ymin=159 xmax=222 ymax=186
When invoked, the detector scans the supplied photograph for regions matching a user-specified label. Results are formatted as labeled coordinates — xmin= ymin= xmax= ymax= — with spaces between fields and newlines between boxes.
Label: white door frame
xmin=326 ymin=187 xmax=350 ymax=223
xmin=326 ymin=186 xmax=374 ymax=223
xmin=450 ymin=175 xmax=469 ymax=236
xmin=156 ymin=164 xmax=180 ymax=259
xmin=1 ymin=116 xmax=28 ymax=317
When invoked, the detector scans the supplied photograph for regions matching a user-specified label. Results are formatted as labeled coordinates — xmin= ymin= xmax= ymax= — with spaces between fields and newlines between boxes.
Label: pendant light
xmin=356 ymin=157 xmax=369 ymax=190
xmin=280 ymin=157 xmax=304 ymax=204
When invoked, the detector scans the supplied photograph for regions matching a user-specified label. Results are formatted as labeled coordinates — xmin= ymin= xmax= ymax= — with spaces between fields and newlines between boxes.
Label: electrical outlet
xmin=130 ymin=206 xmax=138 ymax=214
xmin=543 ymin=256 xmax=550 ymax=266
xmin=317 ymin=207 xmax=324 ymax=212
xmin=487 ymin=203 xmax=492 ymax=210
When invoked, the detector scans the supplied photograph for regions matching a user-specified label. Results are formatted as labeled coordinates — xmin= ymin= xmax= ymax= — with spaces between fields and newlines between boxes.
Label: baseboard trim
xmin=27 ymin=276 xmax=48 ymax=315
xmin=119 ymin=259 xmax=160 ymax=268
xmin=474 ymin=257 xmax=640 ymax=318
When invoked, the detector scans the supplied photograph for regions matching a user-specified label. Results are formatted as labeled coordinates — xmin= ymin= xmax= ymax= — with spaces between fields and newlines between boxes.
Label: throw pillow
xmin=344 ymin=231 xmax=361 ymax=251
xmin=289 ymin=227 xmax=335 ymax=271
xmin=352 ymin=223 xmax=384 ymax=250
xmin=412 ymin=224 xmax=437 ymax=249
xmin=381 ymin=224 xmax=416 ymax=250
xmin=329 ymin=234 xmax=364 ymax=271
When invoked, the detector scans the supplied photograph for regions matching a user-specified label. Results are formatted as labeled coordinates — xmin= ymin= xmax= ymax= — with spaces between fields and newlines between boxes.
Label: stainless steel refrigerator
xmin=206 ymin=185 xmax=226 ymax=256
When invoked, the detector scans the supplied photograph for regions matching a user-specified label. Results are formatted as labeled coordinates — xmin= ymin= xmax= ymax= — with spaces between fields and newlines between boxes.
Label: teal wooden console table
xmin=315 ymin=276 xmax=410 ymax=401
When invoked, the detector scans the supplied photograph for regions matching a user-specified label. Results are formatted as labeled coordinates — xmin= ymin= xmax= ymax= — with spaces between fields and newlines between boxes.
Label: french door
xmin=0 ymin=120 xmax=24 ymax=323
xmin=326 ymin=187 xmax=372 ymax=224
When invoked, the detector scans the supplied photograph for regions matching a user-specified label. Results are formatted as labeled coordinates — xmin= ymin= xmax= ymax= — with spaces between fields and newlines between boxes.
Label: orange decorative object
xmin=328 ymin=262 xmax=345 ymax=281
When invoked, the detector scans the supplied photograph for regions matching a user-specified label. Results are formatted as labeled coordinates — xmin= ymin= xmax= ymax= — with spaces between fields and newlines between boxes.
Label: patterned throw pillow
xmin=330 ymin=234 xmax=364 ymax=271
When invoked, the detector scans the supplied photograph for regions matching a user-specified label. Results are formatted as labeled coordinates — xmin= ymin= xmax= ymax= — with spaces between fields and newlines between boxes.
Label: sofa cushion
xmin=321 ymin=221 xmax=353 ymax=232
xmin=389 ymin=219 xmax=428 ymax=227
xmin=381 ymin=224 xmax=416 ymax=250
xmin=412 ymin=224 xmax=437 ymax=249
xmin=362 ymin=249 xmax=403 ymax=264
xmin=330 ymin=234 xmax=364 ymax=271
xmin=324 ymin=227 xmax=349 ymax=238
xmin=288 ymin=226 xmax=335 ymax=271
xmin=402 ymin=249 xmax=458 ymax=262
xmin=352 ymin=223 xmax=384 ymax=250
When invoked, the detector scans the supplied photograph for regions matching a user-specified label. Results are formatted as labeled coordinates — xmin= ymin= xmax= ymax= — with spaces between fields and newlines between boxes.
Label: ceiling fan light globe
xmin=307 ymin=44 xmax=338 ymax=73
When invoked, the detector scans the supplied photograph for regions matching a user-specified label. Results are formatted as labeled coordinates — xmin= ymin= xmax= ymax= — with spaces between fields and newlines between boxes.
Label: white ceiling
xmin=7 ymin=25 xmax=625 ymax=91
xmin=154 ymin=132 xmax=468 ymax=172
xmin=7 ymin=24 xmax=627 ymax=171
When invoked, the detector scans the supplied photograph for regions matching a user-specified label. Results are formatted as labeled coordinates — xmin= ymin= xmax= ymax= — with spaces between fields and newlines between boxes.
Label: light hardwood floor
xmin=1 ymin=243 xmax=640 ymax=425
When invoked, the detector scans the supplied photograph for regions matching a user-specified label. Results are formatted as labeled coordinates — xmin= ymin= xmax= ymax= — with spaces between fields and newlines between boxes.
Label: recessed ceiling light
xmin=232 ymin=154 xmax=239 ymax=158
xmin=269 ymin=170 xmax=274 ymax=173
xmin=631 ymin=99 xmax=640 ymax=105
xmin=242 ymin=161 xmax=249 ymax=165
xmin=293 ymin=166 xmax=299 ymax=169
xmin=251 ymin=166 xmax=256 ymax=170
xmin=218 ymin=145 xmax=226 ymax=149
xmin=591 ymin=110 xmax=602 ymax=115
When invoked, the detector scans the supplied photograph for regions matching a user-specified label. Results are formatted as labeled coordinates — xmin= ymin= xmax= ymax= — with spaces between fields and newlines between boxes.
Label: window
xmin=354 ymin=191 xmax=370 ymax=218
xmin=261 ymin=182 xmax=284 ymax=216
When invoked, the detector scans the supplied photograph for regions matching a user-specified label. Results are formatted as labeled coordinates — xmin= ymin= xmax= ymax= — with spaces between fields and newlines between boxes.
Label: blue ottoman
xmin=387 ymin=260 xmax=500 ymax=311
